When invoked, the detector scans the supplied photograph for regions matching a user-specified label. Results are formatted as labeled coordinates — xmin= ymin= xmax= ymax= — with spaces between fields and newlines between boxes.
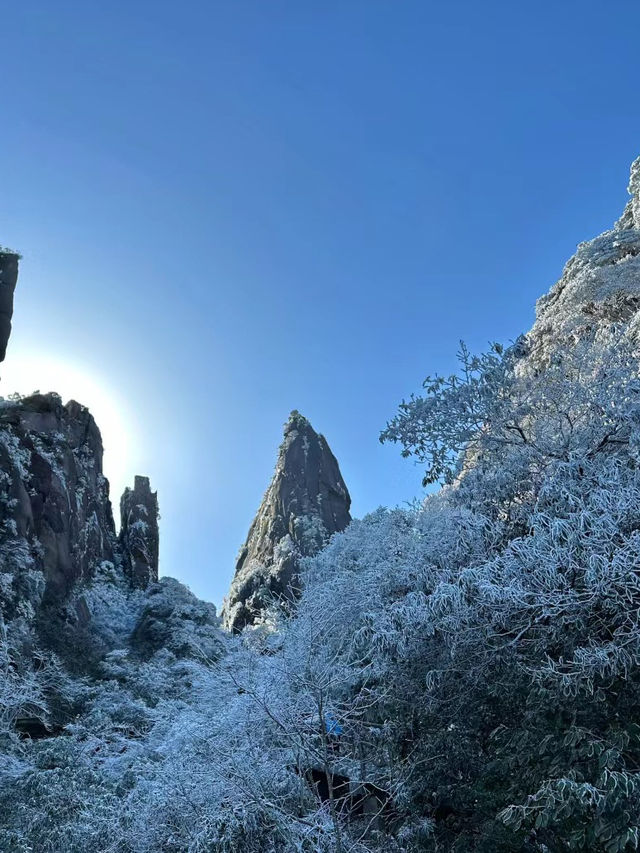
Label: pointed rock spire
xmin=119 ymin=476 xmax=159 ymax=588
xmin=223 ymin=411 xmax=351 ymax=632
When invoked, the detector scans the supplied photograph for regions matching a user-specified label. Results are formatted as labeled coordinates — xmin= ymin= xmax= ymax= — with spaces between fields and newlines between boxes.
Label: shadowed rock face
xmin=0 ymin=250 xmax=19 ymax=363
xmin=0 ymin=251 xmax=162 ymax=625
xmin=223 ymin=411 xmax=351 ymax=632
xmin=0 ymin=393 xmax=117 ymax=608
xmin=119 ymin=475 xmax=159 ymax=588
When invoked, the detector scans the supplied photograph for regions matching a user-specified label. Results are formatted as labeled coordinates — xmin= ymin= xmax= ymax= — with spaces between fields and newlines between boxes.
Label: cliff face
xmin=0 ymin=254 xmax=161 ymax=632
xmin=0 ymin=250 xmax=19 ymax=363
xmin=223 ymin=411 xmax=351 ymax=632
xmin=120 ymin=475 xmax=159 ymax=588
xmin=0 ymin=393 xmax=117 ymax=613
xmin=0 ymin=393 xmax=163 ymax=625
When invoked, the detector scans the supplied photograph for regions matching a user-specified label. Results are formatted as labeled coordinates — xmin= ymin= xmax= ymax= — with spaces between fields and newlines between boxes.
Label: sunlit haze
xmin=1 ymin=348 xmax=138 ymax=510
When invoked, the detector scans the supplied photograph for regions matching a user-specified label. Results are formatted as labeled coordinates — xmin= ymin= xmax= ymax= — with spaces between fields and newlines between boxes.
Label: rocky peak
xmin=0 ymin=253 xmax=163 ymax=631
xmin=616 ymin=156 xmax=640 ymax=231
xmin=223 ymin=410 xmax=351 ymax=632
xmin=0 ymin=249 xmax=19 ymax=363
xmin=119 ymin=475 xmax=159 ymax=588
xmin=525 ymin=155 xmax=640 ymax=368
xmin=0 ymin=393 xmax=117 ymax=609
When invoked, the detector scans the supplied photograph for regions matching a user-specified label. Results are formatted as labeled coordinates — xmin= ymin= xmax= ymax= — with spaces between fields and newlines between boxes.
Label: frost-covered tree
xmin=290 ymin=324 xmax=640 ymax=850
xmin=5 ymin=215 xmax=640 ymax=851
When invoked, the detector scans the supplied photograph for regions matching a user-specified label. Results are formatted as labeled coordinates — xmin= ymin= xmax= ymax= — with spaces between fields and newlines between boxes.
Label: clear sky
xmin=1 ymin=1 xmax=639 ymax=607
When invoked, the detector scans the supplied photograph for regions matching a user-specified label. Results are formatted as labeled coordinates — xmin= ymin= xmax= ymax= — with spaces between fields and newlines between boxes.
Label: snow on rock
xmin=119 ymin=475 xmax=159 ymax=588
xmin=0 ymin=393 xmax=118 ymax=610
xmin=527 ymin=156 xmax=640 ymax=367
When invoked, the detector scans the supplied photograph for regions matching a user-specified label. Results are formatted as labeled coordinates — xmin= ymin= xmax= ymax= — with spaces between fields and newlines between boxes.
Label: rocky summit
xmin=525 ymin=155 xmax=640 ymax=367
xmin=0 ymin=390 xmax=163 ymax=626
xmin=0 ymin=254 xmax=161 ymax=636
xmin=223 ymin=410 xmax=351 ymax=631
xmin=0 ymin=392 xmax=118 ymax=608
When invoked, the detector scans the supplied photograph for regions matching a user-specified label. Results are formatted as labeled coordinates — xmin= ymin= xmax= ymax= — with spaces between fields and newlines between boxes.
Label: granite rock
xmin=223 ymin=411 xmax=351 ymax=631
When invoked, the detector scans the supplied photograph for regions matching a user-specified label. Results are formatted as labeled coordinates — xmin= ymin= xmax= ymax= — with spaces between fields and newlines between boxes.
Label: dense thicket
xmin=2 ymin=320 xmax=640 ymax=851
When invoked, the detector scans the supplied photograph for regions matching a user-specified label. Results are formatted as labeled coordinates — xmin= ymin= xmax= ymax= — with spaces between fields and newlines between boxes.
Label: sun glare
xmin=0 ymin=349 xmax=137 ymax=506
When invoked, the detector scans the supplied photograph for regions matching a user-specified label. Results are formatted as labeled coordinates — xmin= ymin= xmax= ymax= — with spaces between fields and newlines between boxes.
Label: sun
xmin=0 ymin=348 xmax=137 ymax=507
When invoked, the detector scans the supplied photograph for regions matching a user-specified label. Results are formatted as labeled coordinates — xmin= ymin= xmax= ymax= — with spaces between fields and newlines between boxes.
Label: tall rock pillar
xmin=119 ymin=476 xmax=159 ymax=588
xmin=223 ymin=411 xmax=351 ymax=632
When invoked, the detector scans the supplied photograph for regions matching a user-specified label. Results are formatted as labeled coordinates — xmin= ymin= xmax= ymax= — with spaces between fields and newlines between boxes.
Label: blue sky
xmin=1 ymin=1 xmax=639 ymax=606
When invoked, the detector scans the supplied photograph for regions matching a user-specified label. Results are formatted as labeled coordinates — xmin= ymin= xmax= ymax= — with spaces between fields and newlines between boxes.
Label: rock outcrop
xmin=120 ymin=475 xmax=159 ymax=588
xmin=131 ymin=576 xmax=222 ymax=660
xmin=0 ymin=393 xmax=117 ymax=612
xmin=525 ymin=156 xmax=640 ymax=367
xmin=0 ymin=250 xmax=19 ymax=363
xmin=0 ymin=256 xmax=162 ymax=634
xmin=223 ymin=410 xmax=351 ymax=632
